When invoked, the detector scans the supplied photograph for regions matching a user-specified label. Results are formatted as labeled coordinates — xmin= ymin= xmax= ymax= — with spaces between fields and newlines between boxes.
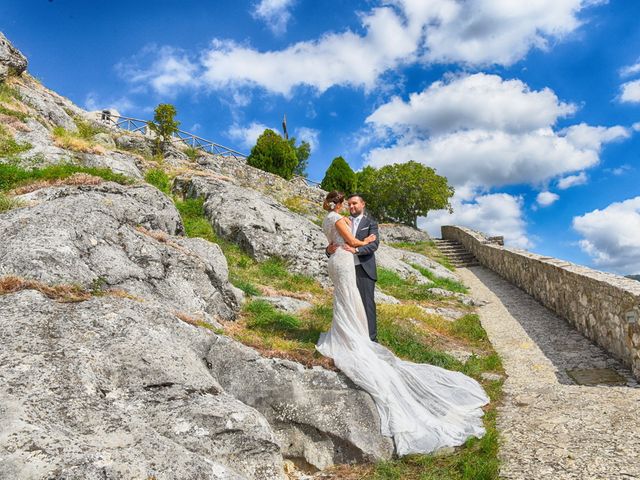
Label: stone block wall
xmin=442 ymin=225 xmax=640 ymax=378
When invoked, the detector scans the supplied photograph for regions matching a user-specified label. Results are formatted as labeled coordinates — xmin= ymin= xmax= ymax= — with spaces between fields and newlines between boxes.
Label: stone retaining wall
xmin=442 ymin=225 xmax=640 ymax=378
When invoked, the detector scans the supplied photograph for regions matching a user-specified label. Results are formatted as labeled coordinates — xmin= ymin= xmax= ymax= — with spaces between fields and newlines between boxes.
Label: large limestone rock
xmin=0 ymin=291 xmax=284 ymax=480
xmin=379 ymin=223 xmax=430 ymax=243
xmin=0 ymin=182 xmax=241 ymax=321
xmin=174 ymin=175 xmax=330 ymax=282
xmin=206 ymin=336 xmax=395 ymax=470
xmin=0 ymin=32 xmax=27 ymax=79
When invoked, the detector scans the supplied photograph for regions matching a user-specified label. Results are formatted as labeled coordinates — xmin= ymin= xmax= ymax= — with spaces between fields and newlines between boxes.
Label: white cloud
xmin=227 ymin=121 xmax=275 ymax=149
xmin=252 ymin=0 xmax=295 ymax=35
xmin=118 ymin=1 xmax=602 ymax=97
xmin=412 ymin=0 xmax=606 ymax=66
xmin=536 ymin=191 xmax=559 ymax=207
xmin=620 ymin=80 xmax=640 ymax=103
xmin=609 ymin=165 xmax=632 ymax=176
xmin=557 ymin=171 xmax=588 ymax=189
xmin=294 ymin=127 xmax=320 ymax=151
xmin=573 ymin=197 xmax=640 ymax=273
xmin=419 ymin=193 xmax=531 ymax=249
xmin=620 ymin=59 xmax=640 ymax=77
xmin=116 ymin=45 xmax=198 ymax=96
xmin=84 ymin=92 xmax=135 ymax=114
xmin=367 ymin=73 xmax=576 ymax=136
xmin=366 ymin=74 xmax=630 ymax=191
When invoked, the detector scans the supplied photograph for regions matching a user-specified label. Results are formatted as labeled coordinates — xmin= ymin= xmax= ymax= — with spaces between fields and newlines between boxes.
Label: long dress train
xmin=316 ymin=211 xmax=489 ymax=455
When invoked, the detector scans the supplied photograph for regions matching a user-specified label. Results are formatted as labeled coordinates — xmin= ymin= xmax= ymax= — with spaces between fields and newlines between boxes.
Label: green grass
xmin=0 ymin=163 xmax=133 ymax=191
xmin=174 ymin=195 xmax=324 ymax=296
xmin=233 ymin=279 xmax=261 ymax=297
xmin=145 ymin=168 xmax=171 ymax=195
xmin=74 ymin=117 xmax=109 ymax=139
xmin=450 ymin=314 xmax=487 ymax=343
xmin=377 ymin=268 xmax=437 ymax=302
xmin=411 ymin=264 xmax=468 ymax=294
xmin=184 ymin=146 xmax=200 ymax=161
xmin=370 ymin=306 xmax=502 ymax=480
xmin=0 ymin=82 xmax=21 ymax=103
xmin=245 ymin=300 xmax=301 ymax=332
xmin=0 ymin=125 xmax=31 ymax=157
xmin=0 ymin=192 xmax=24 ymax=212
xmin=0 ymin=104 xmax=28 ymax=122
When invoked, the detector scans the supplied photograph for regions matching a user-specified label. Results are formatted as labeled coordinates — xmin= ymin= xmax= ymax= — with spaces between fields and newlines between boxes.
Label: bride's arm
xmin=334 ymin=217 xmax=376 ymax=247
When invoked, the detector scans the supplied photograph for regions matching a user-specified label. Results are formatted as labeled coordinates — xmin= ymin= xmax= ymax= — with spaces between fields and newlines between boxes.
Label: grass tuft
xmin=0 ymin=275 xmax=91 ymax=303
xmin=52 ymin=126 xmax=106 ymax=154
xmin=0 ymin=163 xmax=132 ymax=192
xmin=144 ymin=168 xmax=172 ymax=195
xmin=0 ymin=124 xmax=32 ymax=157
xmin=0 ymin=192 xmax=24 ymax=212
xmin=244 ymin=300 xmax=301 ymax=331
xmin=411 ymin=263 xmax=468 ymax=293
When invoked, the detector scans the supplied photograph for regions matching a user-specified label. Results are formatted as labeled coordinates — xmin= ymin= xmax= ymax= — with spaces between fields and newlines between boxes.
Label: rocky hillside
xmin=0 ymin=33 xmax=502 ymax=480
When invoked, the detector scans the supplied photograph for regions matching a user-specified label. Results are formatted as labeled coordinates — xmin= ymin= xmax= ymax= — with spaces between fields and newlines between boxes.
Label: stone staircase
xmin=433 ymin=239 xmax=480 ymax=268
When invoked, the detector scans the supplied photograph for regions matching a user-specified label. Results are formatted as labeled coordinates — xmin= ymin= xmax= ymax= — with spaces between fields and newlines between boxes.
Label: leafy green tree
xmin=321 ymin=156 xmax=356 ymax=194
xmin=291 ymin=139 xmax=311 ymax=177
xmin=356 ymin=161 xmax=453 ymax=227
xmin=247 ymin=129 xmax=298 ymax=180
xmin=147 ymin=104 xmax=180 ymax=155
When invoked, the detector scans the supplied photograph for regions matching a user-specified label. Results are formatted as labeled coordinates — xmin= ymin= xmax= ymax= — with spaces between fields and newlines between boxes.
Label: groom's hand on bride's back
xmin=326 ymin=242 xmax=339 ymax=257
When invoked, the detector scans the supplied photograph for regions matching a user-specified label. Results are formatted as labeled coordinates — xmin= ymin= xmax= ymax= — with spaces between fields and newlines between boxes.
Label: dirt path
xmin=458 ymin=266 xmax=640 ymax=480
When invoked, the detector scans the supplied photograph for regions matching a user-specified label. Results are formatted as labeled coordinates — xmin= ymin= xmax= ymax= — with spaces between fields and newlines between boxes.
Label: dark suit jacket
xmin=353 ymin=214 xmax=379 ymax=281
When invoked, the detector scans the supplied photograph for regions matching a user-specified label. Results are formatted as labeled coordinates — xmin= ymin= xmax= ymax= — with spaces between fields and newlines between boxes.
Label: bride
xmin=316 ymin=191 xmax=489 ymax=456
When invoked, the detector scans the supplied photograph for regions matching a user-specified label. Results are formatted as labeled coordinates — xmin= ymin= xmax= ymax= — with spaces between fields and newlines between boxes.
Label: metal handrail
xmin=99 ymin=110 xmax=321 ymax=187
xmin=100 ymin=112 xmax=247 ymax=161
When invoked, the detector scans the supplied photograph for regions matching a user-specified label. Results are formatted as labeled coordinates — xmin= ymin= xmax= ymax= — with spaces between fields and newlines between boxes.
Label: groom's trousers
xmin=355 ymin=265 xmax=377 ymax=342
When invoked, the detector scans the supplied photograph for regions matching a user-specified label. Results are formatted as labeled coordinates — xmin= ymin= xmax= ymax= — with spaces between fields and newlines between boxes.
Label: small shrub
xmin=147 ymin=103 xmax=179 ymax=154
xmin=144 ymin=168 xmax=172 ymax=194
xmin=184 ymin=146 xmax=200 ymax=161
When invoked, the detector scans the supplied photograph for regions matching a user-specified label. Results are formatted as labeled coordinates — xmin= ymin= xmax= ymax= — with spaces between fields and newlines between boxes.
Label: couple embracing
xmin=316 ymin=190 xmax=489 ymax=456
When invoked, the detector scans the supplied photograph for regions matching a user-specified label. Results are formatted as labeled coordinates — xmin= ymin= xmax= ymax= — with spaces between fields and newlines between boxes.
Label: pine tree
xmin=320 ymin=156 xmax=356 ymax=194
xmin=247 ymin=129 xmax=298 ymax=180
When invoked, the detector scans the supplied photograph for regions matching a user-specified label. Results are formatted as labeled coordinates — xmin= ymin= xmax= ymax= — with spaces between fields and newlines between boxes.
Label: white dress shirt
xmin=351 ymin=213 xmax=364 ymax=265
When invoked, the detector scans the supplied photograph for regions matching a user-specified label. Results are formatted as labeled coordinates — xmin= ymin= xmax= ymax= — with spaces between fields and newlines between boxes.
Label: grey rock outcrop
xmin=379 ymin=223 xmax=430 ymax=243
xmin=174 ymin=175 xmax=330 ymax=283
xmin=0 ymin=291 xmax=284 ymax=480
xmin=0 ymin=32 xmax=27 ymax=79
xmin=374 ymin=288 xmax=401 ymax=305
xmin=206 ymin=336 xmax=395 ymax=470
xmin=1 ymin=182 xmax=240 ymax=321
xmin=114 ymin=132 xmax=153 ymax=156
xmin=254 ymin=295 xmax=313 ymax=313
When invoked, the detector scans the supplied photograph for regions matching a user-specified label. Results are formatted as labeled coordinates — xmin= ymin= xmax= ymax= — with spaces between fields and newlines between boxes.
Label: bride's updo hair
xmin=323 ymin=191 xmax=345 ymax=211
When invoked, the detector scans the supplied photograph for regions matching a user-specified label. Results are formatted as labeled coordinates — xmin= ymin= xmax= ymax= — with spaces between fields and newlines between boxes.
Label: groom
xmin=327 ymin=193 xmax=380 ymax=342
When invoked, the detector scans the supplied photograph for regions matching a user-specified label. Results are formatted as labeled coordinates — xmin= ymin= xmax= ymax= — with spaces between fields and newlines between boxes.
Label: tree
xmin=321 ymin=156 xmax=356 ymax=194
xmin=291 ymin=139 xmax=310 ymax=177
xmin=147 ymin=104 xmax=180 ymax=155
xmin=247 ymin=129 xmax=298 ymax=180
xmin=355 ymin=161 xmax=453 ymax=227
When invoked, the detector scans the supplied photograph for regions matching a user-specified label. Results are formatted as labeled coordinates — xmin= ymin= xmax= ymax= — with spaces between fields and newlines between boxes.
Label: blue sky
xmin=3 ymin=0 xmax=640 ymax=274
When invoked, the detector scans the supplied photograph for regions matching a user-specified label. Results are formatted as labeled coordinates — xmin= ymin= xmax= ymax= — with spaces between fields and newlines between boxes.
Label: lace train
xmin=316 ymin=247 xmax=489 ymax=455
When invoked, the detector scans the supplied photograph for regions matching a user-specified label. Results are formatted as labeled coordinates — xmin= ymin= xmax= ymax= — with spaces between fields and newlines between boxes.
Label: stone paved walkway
xmin=458 ymin=267 xmax=640 ymax=480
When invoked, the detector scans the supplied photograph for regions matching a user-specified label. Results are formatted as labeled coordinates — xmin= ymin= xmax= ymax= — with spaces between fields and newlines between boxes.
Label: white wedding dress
xmin=316 ymin=211 xmax=489 ymax=455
